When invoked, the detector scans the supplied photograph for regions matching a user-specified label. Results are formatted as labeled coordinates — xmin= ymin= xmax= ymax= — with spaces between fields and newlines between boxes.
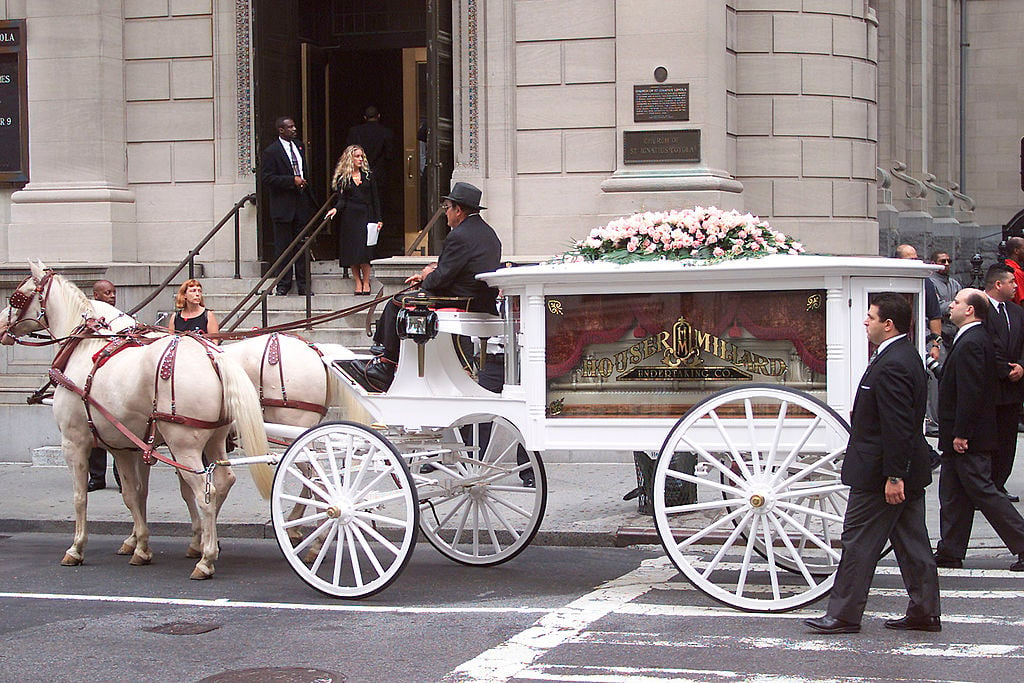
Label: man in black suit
xmin=981 ymin=264 xmax=1024 ymax=501
xmin=805 ymin=293 xmax=940 ymax=634
xmin=347 ymin=106 xmax=395 ymax=178
xmin=933 ymin=288 xmax=1024 ymax=571
xmin=260 ymin=116 xmax=317 ymax=295
xmin=350 ymin=182 xmax=501 ymax=392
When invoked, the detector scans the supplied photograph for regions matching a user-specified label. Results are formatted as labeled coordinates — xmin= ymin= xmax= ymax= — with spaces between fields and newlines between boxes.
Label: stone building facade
xmin=0 ymin=0 xmax=1018 ymax=267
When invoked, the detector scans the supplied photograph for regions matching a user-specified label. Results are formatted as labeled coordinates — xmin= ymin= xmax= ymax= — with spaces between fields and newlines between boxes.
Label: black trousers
xmin=993 ymin=402 xmax=1020 ymax=492
xmin=827 ymin=489 xmax=939 ymax=623
xmin=271 ymin=199 xmax=314 ymax=293
xmin=937 ymin=450 xmax=1024 ymax=559
xmin=88 ymin=447 xmax=120 ymax=488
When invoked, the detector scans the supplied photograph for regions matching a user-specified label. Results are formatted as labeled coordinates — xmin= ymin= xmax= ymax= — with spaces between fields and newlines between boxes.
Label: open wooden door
xmin=301 ymin=42 xmax=333 ymax=260
xmin=426 ymin=0 xmax=454 ymax=255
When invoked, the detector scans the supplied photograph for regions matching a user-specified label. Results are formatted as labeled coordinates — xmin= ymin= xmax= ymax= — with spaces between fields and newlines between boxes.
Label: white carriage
xmin=241 ymin=254 xmax=934 ymax=611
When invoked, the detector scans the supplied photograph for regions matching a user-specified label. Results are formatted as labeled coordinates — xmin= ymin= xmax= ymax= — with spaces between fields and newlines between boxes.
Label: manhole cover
xmin=198 ymin=668 xmax=345 ymax=683
xmin=143 ymin=621 xmax=221 ymax=635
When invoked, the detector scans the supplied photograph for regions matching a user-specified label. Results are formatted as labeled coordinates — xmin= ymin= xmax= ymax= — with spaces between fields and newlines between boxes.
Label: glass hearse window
xmin=544 ymin=290 xmax=826 ymax=418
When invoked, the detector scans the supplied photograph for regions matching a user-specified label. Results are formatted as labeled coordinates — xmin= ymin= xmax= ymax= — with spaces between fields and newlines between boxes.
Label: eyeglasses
xmin=937 ymin=259 xmax=951 ymax=264
xmin=442 ymin=202 xmax=454 ymax=210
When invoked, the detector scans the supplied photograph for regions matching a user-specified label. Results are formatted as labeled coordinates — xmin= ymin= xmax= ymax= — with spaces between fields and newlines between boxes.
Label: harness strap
xmin=260 ymin=397 xmax=328 ymax=416
xmin=48 ymin=368 xmax=204 ymax=474
xmin=151 ymin=411 xmax=230 ymax=429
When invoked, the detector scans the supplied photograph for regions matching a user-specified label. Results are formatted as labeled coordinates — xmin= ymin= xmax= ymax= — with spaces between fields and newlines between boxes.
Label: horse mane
xmin=49 ymin=273 xmax=94 ymax=334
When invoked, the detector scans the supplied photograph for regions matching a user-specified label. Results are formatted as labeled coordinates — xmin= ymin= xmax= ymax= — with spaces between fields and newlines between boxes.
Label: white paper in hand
xmin=366 ymin=222 xmax=379 ymax=246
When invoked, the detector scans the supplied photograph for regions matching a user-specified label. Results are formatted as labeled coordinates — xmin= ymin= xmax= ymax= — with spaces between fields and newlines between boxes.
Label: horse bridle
xmin=4 ymin=271 xmax=56 ymax=343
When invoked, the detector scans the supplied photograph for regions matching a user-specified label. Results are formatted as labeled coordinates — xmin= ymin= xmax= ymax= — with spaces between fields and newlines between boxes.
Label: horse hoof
xmin=116 ymin=543 xmax=136 ymax=556
xmin=61 ymin=553 xmax=83 ymax=566
xmin=190 ymin=567 xmax=214 ymax=580
xmin=185 ymin=547 xmax=201 ymax=559
xmin=129 ymin=553 xmax=152 ymax=566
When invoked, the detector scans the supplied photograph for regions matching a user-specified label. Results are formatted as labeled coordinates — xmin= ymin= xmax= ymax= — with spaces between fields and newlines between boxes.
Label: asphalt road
xmin=2 ymin=532 xmax=1023 ymax=682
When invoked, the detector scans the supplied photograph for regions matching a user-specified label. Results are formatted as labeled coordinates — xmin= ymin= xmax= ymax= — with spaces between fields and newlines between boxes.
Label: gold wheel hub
xmin=749 ymin=494 xmax=765 ymax=508
xmin=326 ymin=506 xmax=341 ymax=519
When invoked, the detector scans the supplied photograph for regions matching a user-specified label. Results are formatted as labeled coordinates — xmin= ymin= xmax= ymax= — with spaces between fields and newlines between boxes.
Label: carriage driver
xmin=349 ymin=182 xmax=502 ymax=392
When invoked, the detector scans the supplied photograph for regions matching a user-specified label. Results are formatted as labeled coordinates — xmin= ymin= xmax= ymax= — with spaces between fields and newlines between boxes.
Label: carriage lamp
xmin=397 ymin=294 xmax=439 ymax=377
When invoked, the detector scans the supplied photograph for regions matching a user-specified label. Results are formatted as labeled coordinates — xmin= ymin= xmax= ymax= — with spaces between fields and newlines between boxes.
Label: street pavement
xmin=2 ymin=435 xmax=1024 ymax=558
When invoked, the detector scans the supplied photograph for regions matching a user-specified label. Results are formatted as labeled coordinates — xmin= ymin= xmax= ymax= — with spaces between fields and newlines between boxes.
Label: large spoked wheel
xmin=653 ymin=384 xmax=851 ymax=612
xmin=271 ymin=421 xmax=418 ymax=598
xmin=417 ymin=414 xmax=546 ymax=566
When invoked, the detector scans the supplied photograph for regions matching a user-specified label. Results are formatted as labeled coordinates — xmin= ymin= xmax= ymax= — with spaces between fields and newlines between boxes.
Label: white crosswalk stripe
xmin=447 ymin=555 xmax=1024 ymax=682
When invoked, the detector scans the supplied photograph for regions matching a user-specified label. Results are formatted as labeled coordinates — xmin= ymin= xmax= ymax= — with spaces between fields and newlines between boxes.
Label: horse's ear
xmin=29 ymin=259 xmax=44 ymax=279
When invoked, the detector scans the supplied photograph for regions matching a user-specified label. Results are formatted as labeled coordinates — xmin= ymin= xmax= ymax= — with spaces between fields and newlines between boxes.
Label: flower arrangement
xmin=560 ymin=207 xmax=805 ymax=264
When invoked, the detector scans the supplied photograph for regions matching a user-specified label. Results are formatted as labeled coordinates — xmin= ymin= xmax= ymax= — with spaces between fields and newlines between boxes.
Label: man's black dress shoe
xmin=1010 ymin=554 xmax=1024 ymax=572
xmin=803 ymin=615 xmax=860 ymax=634
xmin=884 ymin=615 xmax=942 ymax=632
xmin=933 ymin=553 xmax=963 ymax=569
xmin=87 ymin=479 xmax=106 ymax=492
xmin=1007 ymin=493 xmax=1021 ymax=503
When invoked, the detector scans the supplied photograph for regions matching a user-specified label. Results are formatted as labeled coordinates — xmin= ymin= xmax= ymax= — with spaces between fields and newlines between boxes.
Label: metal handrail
xmin=128 ymin=193 xmax=256 ymax=316
xmin=405 ymin=206 xmax=446 ymax=256
xmin=220 ymin=193 xmax=336 ymax=332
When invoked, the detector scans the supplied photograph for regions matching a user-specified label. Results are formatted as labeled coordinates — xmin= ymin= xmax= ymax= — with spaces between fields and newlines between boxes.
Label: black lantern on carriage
xmin=397 ymin=292 xmax=439 ymax=377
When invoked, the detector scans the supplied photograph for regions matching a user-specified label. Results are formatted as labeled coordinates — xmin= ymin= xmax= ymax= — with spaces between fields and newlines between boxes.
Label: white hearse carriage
xmin=259 ymin=253 xmax=935 ymax=612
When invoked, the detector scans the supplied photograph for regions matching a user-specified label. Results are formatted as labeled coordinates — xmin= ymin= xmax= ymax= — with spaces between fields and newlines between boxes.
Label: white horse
xmin=0 ymin=261 xmax=269 ymax=580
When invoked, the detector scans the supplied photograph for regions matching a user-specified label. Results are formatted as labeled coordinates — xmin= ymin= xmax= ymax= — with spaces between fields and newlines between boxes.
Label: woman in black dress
xmin=167 ymin=278 xmax=219 ymax=340
xmin=326 ymin=145 xmax=382 ymax=295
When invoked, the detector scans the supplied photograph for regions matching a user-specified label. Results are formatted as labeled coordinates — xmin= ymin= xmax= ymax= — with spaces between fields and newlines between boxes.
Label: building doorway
xmin=252 ymin=0 xmax=453 ymax=263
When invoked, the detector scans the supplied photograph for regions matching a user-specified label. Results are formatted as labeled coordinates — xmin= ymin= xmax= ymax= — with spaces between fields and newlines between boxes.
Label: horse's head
xmin=1 ymin=260 xmax=54 ymax=345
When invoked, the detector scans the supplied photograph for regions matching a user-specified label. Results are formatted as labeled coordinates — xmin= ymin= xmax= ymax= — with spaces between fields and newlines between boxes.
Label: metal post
xmin=234 ymin=210 xmax=241 ymax=279
xmin=261 ymin=293 xmax=268 ymax=328
xmin=188 ymin=257 xmax=194 ymax=280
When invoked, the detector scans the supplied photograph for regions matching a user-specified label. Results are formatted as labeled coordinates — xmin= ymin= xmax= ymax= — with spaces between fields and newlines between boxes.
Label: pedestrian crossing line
xmin=565 ymin=631 xmax=1022 ymax=658
xmin=651 ymin=583 xmax=1024 ymax=600
xmin=675 ymin=560 xmax=1024 ymax=579
xmin=616 ymin=602 xmax=1024 ymax=627
xmin=514 ymin=664 xmax=978 ymax=683
xmin=0 ymin=591 xmax=550 ymax=615
xmin=442 ymin=556 xmax=680 ymax=683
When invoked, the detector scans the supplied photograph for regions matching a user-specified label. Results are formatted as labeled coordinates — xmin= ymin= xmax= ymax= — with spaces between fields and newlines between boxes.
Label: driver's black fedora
xmin=442 ymin=182 xmax=486 ymax=211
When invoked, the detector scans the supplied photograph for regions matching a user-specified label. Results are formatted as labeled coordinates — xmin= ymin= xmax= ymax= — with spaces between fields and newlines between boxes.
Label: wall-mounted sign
xmin=0 ymin=20 xmax=28 ymax=184
xmin=633 ymin=83 xmax=689 ymax=122
xmin=623 ymin=129 xmax=700 ymax=164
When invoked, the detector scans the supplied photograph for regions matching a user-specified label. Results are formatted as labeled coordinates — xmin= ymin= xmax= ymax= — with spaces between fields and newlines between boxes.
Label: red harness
xmin=256 ymin=332 xmax=328 ymax=417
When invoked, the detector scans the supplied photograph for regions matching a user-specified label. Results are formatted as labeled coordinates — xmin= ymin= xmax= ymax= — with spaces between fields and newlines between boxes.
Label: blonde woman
xmin=168 ymin=279 xmax=219 ymax=339
xmin=325 ymin=145 xmax=382 ymax=295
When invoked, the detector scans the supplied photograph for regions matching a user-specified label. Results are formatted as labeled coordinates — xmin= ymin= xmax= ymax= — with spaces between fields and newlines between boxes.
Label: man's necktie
xmin=998 ymin=302 xmax=1011 ymax=332
xmin=286 ymin=142 xmax=301 ymax=176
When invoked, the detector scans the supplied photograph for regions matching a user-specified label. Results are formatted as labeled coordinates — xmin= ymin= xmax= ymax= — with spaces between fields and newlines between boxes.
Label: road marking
xmin=652 ymin=583 xmax=1024 ymax=600
xmin=517 ymin=664 xmax=979 ymax=683
xmin=617 ymin=602 xmax=1024 ymax=626
xmin=442 ymin=556 xmax=680 ymax=683
xmin=569 ymin=632 xmax=1022 ymax=658
xmin=678 ymin=559 xmax=1024 ymax=579
xmin=0 ymin=591 xmax=549 ymax=614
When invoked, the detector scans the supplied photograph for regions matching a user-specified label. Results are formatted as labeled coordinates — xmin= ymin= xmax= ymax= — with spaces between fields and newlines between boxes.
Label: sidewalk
xmin=2 ymin=444 xmax=1022 ymax=552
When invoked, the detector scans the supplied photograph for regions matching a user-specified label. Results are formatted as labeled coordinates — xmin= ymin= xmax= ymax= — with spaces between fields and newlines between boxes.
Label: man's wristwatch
xmin=887 ymin=477 xmax=902 ymax=484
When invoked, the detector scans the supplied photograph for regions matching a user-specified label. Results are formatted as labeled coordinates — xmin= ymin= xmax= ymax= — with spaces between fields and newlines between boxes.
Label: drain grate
xmin=143 ymin=621 xmax=221 ymax=636
xmin=198 ymin=668 xmax=345 ymax=682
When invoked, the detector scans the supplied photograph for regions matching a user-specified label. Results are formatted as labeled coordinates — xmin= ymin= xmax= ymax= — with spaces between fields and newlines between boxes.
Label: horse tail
xmin=215 ymin=352 xmax=273 ymax=498
xmin=324 ymin=351 xmax=376 ymax=426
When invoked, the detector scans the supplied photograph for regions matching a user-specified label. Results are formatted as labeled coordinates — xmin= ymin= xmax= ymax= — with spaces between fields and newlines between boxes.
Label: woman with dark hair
xmin=168 ymin=278 xmax=219 ymax=339
xmin=326 ymin=144 xmax=382 ymax=295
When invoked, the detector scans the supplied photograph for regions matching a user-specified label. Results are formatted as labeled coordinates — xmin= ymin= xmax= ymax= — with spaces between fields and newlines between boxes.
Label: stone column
xmin=733 ymin=3 xmax=879 ymax=255
xmin=600 ymin=0 xmax=743 ymax=204
xmin=8 ymin=0 xmax=135 ymax=263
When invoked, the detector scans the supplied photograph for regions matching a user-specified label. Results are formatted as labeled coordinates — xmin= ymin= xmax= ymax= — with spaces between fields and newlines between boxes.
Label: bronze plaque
xmin=0 ymin=20 xmax=27 ymax=184
xmin=623 ymin=129 xmax=700 ymax=164
xmin=633 ymin=83 xmax=689 ymax=122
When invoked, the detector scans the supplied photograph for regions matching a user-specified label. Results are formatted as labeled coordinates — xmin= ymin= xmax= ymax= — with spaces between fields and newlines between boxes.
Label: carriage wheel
xmin=653 ymin=384 xmax=851 ymax=612
xmin=271 ymin=421 xmax=418 ymax=598
xmin=416 ymin=415 xmax=546 ymax=566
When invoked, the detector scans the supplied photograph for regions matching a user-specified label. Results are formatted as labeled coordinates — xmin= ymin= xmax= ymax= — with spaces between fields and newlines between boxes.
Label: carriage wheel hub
xmin=749 ymin=494 xmax=765 ymax=508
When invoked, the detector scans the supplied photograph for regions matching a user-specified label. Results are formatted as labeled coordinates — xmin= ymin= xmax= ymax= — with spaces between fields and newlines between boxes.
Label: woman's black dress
xmin=333 ymin=173 xmax=381 ymax=267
